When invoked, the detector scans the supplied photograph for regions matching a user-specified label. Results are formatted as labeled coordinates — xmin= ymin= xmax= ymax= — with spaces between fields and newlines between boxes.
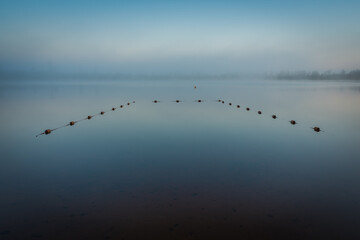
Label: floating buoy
xmin=313 ymin=127 xmax=320 ymax=132
xmin=194 ymin=85 xmax=197 ymax=89
xmin=36 ymin=97 xmax=325 ymax=137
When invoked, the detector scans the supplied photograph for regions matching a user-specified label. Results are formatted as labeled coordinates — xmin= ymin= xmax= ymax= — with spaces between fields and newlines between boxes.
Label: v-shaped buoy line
xmin=36 ymin=98 xmax=322 ymax=137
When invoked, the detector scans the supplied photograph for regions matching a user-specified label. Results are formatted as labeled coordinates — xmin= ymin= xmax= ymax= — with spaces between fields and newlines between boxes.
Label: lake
xmin=0 ymin=78 xmax=359 ymax=239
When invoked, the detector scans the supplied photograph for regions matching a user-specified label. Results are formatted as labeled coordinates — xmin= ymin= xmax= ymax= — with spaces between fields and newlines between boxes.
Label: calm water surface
xmin=0 ymin=78 xmax=360 ymax=239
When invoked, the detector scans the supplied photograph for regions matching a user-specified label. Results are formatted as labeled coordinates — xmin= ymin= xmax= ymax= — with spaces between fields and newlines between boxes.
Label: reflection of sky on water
xmin=0 ymin=79 xmax=360 ymax=239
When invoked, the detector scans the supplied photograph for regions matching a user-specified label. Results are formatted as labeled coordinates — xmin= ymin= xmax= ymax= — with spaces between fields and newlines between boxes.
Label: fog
xmin=1 ymin=0 xmax=360 ymax=76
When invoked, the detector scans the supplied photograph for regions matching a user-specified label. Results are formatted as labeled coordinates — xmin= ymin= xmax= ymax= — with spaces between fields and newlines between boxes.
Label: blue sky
xmin=0 ymin=0 xmax=359 ymax=74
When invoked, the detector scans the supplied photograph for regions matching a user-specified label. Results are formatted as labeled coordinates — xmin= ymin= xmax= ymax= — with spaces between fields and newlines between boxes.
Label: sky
xmin=0 ymin=0 xmax=359 ymax=75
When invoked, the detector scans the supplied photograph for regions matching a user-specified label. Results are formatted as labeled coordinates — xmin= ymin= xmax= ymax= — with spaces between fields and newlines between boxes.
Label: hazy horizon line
xmin=1 ymin=69 xmax=360 ymax=81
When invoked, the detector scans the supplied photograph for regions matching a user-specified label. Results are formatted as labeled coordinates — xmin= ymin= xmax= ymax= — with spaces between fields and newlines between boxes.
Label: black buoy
xmin=194 ymin=85 xmax=197 ymax=89
xmin=127 ymin=102 xmax=130 ymax=105
xmin=153 ymin=100 xmax=158 ymax=103
xmin=290 ymin=120 xmax=297 ymax=125
xmin=222 ymin=101 xmax=225 ymax=104
xmin=258 ymin=111 xmax=262 ymax=115
xmin=197 ymin=100 xmax=202 ymax=102
xmin=176 ymin=100 xmax=180 ymax=103
xmin=44 ymin=129 xmax=51 ymax=135
xmin=101 ymin=111 xmax=105 ymax=115
xmin=246 ymin=107 xmax=250 ymax=111
xmin=218 ymin=100 xmax=222 ymax=102
xmin=272 ymin=115 xmax=277 ymax=119
xmin=237 ymin=105 xmax=240 ymax=108
xmin=120 ymin=105 xmax=123 ymax=108
xmin=313 ymin=127 xmax=320 ymax=132
xmin=133 ymin=101 xmax=135 ymax=103
xmin=87 ymin=115 xmax=92 ymax=120
xmin=229 ymin=103 xmax=232 ymax=106
xmin=69 ymin=121 xmax=75 ymax=126
xmin=112 ymin=108 xmax=116 ymax=111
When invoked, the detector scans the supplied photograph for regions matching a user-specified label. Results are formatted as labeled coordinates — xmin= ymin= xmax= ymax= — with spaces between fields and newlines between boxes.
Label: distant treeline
xmin=274 ymin=70 xmax=360 ymax=80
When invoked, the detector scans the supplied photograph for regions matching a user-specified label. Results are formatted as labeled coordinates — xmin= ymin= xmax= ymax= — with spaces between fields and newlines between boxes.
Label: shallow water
xmin=0 ymin=78 xmax=360 ymax=239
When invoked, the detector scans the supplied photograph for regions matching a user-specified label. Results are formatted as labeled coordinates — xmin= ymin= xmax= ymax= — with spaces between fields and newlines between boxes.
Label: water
xmin=0 ymin=78 xmax=360 ymax=239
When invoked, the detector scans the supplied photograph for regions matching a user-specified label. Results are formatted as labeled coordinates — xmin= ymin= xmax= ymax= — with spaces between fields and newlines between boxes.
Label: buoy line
xmin=36 ymin=99 xmax=322 ymax=137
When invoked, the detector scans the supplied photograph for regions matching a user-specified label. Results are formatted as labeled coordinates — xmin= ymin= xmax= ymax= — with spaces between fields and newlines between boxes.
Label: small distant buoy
xmin=194 ymin=85 xmax=197 ymax=89
xmin=222 ymin=101 xmax=225 ymax=104
xmin=272 ymin=115 xmax=277 ymax=119
xmin=127 ymin=102 xmax=130 ymax=105
xmin=133 ymin=101 xmax=135 ymax=103
xmin=246 ymin=107 xmax=250 ymax=111
xmin=176 ymin=100 xmax=180 ymax=103
xmin=101 ymin=111 xmax=105 ymax=115
xmin=87 ymin=115 xmax=92 ymax=120
xmin=112 ymin=108 xmax=116 ymax=111
xmin=197 ymin=100 xmax=202 ymax=102
xmin=120 ymin=105 xmax=123 ymax=108
xmin=258 ymin=111 xmax=262 ymax=115
xmin=290 ymin=120 xmax=296 ymax=125
xmin=218 ymin=100 xmax=222 ymax=102
xmin=44 ymin=129 xmax=51 ymax=135
xmin=69 ymin=121 xmax=75 ymax=126
xmin=153 ymin=100 xmax=158 ymax=103
xmin=229 ymin=103 xmax=232 ymax=106
xmin=313 ymin=127 xmax=320 ymax=132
